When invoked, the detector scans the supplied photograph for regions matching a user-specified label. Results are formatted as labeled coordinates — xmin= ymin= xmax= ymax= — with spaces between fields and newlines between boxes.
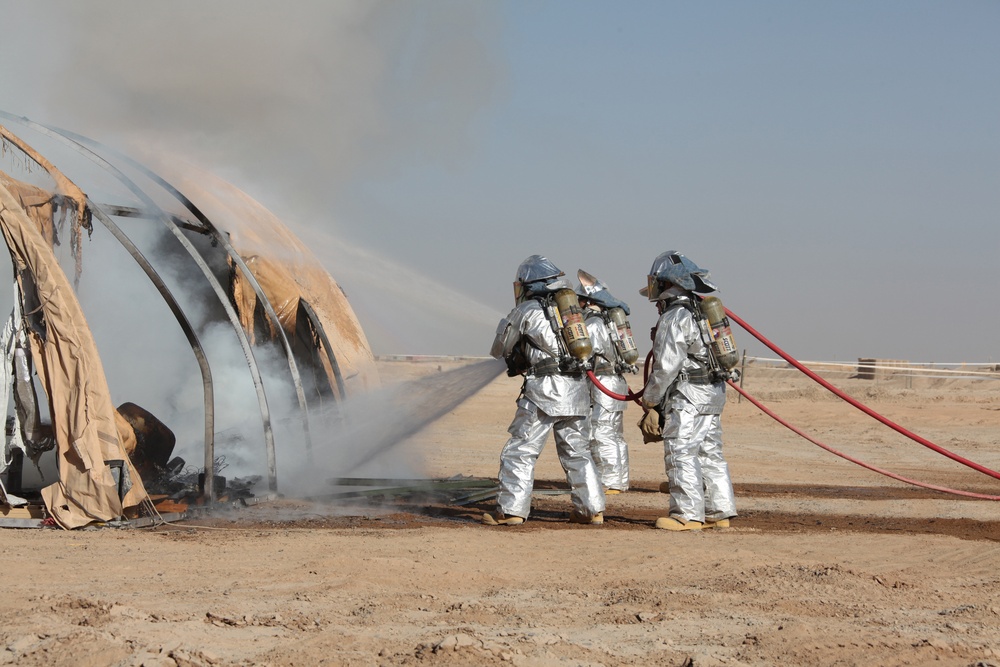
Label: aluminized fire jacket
xmin=644 ymin=296 xmax=736 ymax=523
xmin=492 ymin=298 xmax=605 ymax=520
xmin=583 ymin=309 xmax=630 ymax=492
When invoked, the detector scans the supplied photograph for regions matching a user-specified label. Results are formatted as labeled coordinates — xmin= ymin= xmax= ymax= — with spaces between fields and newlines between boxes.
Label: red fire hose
xmin=586 ymin=351 xmax=653 ymax=405
xmin=728 ymin=379 xmax=1000 ymax=500
xmin=583 ymin=304 xmax=1000 ymax=498
xmin=724 ymin=306 xmax=1000 ymax=483
xmin=587 ymin=369 xmax=642 ymax=404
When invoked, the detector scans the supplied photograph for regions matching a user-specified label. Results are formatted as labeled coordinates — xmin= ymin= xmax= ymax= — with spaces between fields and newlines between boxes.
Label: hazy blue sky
xmin=1 ymin=1 xmax=998 ymax=363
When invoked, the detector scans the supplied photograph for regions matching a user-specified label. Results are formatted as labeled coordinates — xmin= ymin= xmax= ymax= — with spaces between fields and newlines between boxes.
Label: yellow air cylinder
xmin=608 ymin=307 xmax=640 ymax=365
xmin=699 ymin=296 xmax=739 ymax=370
xmin=554 ymin=289 xmax=593 ymax=361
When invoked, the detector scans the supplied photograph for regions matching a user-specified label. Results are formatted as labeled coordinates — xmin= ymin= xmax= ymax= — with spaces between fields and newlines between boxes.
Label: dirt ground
xmin=3 ymin=358 xmax=1000 ymax=667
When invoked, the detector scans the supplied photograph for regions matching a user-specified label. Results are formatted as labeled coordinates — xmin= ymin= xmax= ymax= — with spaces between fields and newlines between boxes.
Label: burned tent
xmin=0 ymin=114 xmax=378 ymax=528
xmin=0 ymin=167 xmax=149 ymax=529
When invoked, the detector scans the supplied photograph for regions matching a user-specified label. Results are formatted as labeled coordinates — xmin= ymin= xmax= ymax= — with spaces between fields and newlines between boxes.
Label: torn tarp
xmin=0 ymin=180 xmax=148 ymax=528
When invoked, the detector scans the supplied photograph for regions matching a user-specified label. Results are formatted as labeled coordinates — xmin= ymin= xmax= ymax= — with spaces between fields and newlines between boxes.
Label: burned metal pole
xmin=299 ymin=298 xmax=347 ymax=400
xmin=85 ymin=203 xmax=217 ymax=499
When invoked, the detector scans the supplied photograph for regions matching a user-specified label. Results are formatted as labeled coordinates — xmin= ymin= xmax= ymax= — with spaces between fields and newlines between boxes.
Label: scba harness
xmin=585 ymin=309 xmax=635 ymax=377
xmin=662 ymin=297 xmax=732 ymax=385
xmin=497 ymin=292 xmax=591 ymax=379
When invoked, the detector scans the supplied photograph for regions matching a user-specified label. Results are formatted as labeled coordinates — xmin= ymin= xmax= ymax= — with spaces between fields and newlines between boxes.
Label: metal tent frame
xmin=0 ymin=112 xmax=348 ymax=501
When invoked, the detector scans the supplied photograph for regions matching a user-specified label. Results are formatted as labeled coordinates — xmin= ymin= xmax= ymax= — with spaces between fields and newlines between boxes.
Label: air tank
xmin=553 ymin=288 xmax=593 ymax=361
xmin=698 ymin=296 xmax=739 ymax=370
xmin=608 ymin=307 xmax=639 ymax=365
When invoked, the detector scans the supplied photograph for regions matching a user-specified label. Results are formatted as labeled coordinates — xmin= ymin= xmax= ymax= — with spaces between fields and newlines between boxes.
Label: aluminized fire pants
xmin=497 ymin=397 xmax=605 ymax=520
xmin=590 ymin=404 xmax=629 ymax=492
xmin=662 ymin=398 xmax=736 ymax=523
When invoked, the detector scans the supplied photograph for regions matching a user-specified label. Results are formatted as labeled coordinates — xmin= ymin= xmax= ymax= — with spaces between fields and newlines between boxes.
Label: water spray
xmin=287 ymin=359 xmax=505 ymax=498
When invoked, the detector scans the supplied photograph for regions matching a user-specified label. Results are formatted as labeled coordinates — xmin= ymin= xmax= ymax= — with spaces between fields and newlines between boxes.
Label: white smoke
xmin=0 ymin=0 xmax=505 ymax=355
xmin=288 ymin=225 xmax=505 ymax=355
xmin=0 ymin=2 xmax=508 ymax=492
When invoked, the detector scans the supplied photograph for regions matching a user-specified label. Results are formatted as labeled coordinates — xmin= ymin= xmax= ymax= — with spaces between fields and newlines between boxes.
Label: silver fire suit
xmin=583 ymin=309 xmax=630 ymax=492
xmin=492 ymin=298 xmax=605 ymax=520
xmin=644 ymin=296 xmax=736 ymax=523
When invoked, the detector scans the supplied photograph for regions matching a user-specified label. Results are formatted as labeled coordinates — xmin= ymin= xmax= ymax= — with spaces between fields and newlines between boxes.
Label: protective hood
xmin=524 ymin=276 xmax=572 ymax=299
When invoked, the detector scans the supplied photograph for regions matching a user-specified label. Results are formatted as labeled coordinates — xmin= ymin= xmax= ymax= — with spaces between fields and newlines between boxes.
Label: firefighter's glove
xmin=638 ymin=409 xmax=662 ymax=444
xmin=727 ymin=368 xmax=741 ymax=383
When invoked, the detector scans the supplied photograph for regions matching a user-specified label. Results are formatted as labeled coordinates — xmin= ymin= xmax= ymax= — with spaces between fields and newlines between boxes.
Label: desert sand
xmin=2 ymin=357 xmax=1000 ymax=667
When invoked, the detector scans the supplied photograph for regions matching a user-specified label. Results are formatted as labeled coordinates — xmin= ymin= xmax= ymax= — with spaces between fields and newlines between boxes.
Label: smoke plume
xmin=0 ymin=0 xmax=506 ymax=355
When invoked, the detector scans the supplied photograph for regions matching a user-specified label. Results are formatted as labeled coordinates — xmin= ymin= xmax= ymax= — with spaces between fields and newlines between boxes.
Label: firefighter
xmin=576 ymin=270 xmax=636 ymax=495
xmin=640 ymin=251 xmax=736 ymax=531
xmin=486 ymin=255 xmax=605 ymax=526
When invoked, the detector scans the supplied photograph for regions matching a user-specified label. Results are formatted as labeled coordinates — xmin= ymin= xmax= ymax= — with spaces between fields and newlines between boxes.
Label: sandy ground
xmin=3 ymin=358 xmax=1000 ymax=667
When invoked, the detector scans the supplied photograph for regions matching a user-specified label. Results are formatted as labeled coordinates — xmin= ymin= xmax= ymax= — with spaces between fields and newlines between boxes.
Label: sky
xmin=0 ymin=1 xmax=998 ymax=364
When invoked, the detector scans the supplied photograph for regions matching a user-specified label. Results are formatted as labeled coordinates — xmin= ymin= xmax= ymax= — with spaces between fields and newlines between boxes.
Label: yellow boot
xmin=482 ymin=511 xmax=524 ymax=526
xmin=569 ymin=511 xmax=604 ymax=525
xmin=654 ymin=516 xmax=703 ymax=531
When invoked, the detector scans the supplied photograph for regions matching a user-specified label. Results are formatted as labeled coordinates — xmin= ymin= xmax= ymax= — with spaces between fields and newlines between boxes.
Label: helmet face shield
xmin=576 ymin=269 xmax=607 ymax=297
xmin=575 ymin=269 xmax=631 ymax=314
xmin=513 ymin=280 xmax=526 ymax=304
xmin=646 ymin=274 xmax=660 ymax=301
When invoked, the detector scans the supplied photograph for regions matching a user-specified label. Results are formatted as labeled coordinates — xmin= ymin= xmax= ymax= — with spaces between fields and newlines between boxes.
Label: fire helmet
xmin=516 ymin=255 xmax=563 ymax=284
xmin=514 ymin=255 xmax=566 ymax=303
xmin=641 ymin=251 xmax=717 ymax=300
xmin=575 ymin=269 xmax=631 ymax=315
